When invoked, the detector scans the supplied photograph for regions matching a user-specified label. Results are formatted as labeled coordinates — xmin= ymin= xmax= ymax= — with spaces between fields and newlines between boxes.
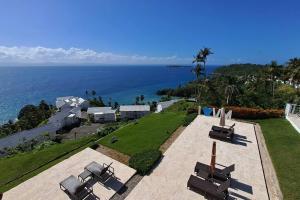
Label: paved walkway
xmin=286 ymin=114 xmax=300 ymax=133
xmin=3 ymin=148 xmax=136 ymax=200
xmin=0 ymin=108 xmax=73 ymax=150
xmin=126 ymin=115 xmax=269 ymax=200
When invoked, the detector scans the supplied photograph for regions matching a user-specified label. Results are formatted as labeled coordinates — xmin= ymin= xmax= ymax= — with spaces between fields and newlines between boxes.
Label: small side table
xmin=78 ymin=170 xmax=92 ymax=182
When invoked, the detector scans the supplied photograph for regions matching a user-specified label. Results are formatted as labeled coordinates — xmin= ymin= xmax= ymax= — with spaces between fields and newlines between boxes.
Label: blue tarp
xmin=202 ymin=107 xmax=212 ymax=116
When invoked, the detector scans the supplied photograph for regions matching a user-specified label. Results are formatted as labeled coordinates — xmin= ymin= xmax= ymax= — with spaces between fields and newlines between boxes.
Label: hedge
xmin=183 ymin=113 xmax=197 ymax=126
xmin=129 ymin=149 xmax=162 ymax=175
xmin=225 ymin=106 xmax=284 ymax=119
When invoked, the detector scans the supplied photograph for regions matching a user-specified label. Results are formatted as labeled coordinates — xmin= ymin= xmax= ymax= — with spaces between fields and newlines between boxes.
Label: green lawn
xmin=99 ymin=111 xmax=186 ymax=156
xmin=257 ymin=118 xmax=300 ymax=200
xmin=0 ymin=135 xmax=97 ymax=192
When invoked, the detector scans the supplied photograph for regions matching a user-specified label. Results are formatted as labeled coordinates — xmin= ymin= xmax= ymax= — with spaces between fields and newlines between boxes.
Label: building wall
xmin=156 ymin=105 xmax=163 ymax=113
xmin=94 ymin=113 xmax=116 ymax=123
xmin=63 ymin=116 xmax=80 ymax=127
xmin=120 ymin=111 xmax=150 ymax=120
xmin=80 ymin=101 xmax=90 ymax=110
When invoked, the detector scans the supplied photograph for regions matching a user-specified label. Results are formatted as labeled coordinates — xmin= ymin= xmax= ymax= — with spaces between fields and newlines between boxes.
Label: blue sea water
xmin=0 ymin=65 xmax=218 ymax=124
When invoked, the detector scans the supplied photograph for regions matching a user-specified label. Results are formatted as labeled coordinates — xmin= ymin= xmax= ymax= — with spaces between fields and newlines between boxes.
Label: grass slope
xmin=257 ymin=118 xmax=300 ymax=200
xmin=0 ymin=135 xmax=97 ymax=192
xmin=99 ymin=111 xmax=185 ymax=156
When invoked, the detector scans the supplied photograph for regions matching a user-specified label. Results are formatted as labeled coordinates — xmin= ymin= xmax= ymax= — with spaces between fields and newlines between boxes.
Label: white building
xmin=156 ymin=99 xmax=180 ymax=113
xmin=49 ymin=107 xmax=81 ymax=129
xmin=87 ymin=107 xmax=117 ymax=123
xmin=120 ymin=105 xmax=150 ymax=120
xmin=56 ymin=96 xmax=89 ymax=110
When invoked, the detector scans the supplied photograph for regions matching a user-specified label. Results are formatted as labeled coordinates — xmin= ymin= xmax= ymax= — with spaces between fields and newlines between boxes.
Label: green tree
xmin=191 ymin=64 xmax=205 ymax=80
xmin=114 ymin=101 xmax=119 ymax=109
xmin=39 ymin=100 xmax=50 ymax=111
xmin=140 ymin=95 xmax=145 ymax=102
xmin=199 ymin=47 xmax=213 ymax=77
xmin=135 ymin=96 xmax=140 ymax=104
xmin=225 ymin=84 xmax=238 ymax=105
xmin=265 ymin=61 xmax=282 ymax=97
xmin=286 ymin=57 xmax=300 ymax=86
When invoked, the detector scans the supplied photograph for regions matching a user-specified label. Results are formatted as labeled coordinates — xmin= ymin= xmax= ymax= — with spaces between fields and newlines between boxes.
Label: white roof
xmin=87 ymin=107 xmax=116 ymax=114
xmin=158 ymin=99 xmax=179 ymax=109
xmin=68 ymin=113 xmax=75 ymax=118
xmin=56 ymin=96 xmax=87 ymax=108
xmin=120 ymin=105 xmax=150 ymax=112
xmin=57 ymin=96 xmax=75 ymax=101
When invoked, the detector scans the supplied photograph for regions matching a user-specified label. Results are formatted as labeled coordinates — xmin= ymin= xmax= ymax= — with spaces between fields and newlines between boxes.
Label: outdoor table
xmin=78 ymin=170 xmax=92 ymax=182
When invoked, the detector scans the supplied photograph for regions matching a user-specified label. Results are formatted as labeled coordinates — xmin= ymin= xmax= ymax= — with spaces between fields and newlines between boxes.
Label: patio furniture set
xmin=187 ymin=121 xmax=237 ymax=199
xmin=209 ymin=123 xmax=235 ymax=142
xmin=59 ymin=161 xmax=114 ymax=200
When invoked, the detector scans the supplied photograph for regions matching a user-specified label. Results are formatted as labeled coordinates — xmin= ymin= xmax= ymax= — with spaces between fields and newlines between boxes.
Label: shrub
xmin=111 ymin=136 xmax=118 ymax=144
xmin=90 ymin=142 xmax=99 ymax=150
xmin=183 ymin=113 xmax=197 ymax=126
xmin=129 ymin=149 xmax=162 ymax=175
xmin=34 ymin=141 xmax=56 ymax=150
xmin=186 ymin=107 xmax=198 ymax=114
xmin=97 ymin=125 xmax=119 ymax=137
xmin=225 ymin=106 xmax=284 ymax=119
xmin=52 ymin=135 xmax=63 ymax=143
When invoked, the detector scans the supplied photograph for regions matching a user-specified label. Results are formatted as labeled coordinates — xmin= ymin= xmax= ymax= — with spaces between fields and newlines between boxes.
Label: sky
xmin=0 ymin=0 xmax=299 ymax=66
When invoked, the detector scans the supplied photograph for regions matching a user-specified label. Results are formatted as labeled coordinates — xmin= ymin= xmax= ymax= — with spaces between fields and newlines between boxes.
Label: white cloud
xmin=0 ymin=46 xmax=190 ymax=65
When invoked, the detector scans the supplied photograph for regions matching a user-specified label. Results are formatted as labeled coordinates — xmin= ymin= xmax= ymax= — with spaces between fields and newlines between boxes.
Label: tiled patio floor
xmin=3 ymin=148 xmax=136 ymax=200
xmin=126 ymin=115 xmax=269 ymax=200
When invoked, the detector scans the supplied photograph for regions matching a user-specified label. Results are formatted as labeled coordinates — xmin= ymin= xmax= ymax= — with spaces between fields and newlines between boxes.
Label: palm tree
xmin=200 ymin=47 xmax=213 ymax=77
xmin=192 ymin=47 xmax=213 ymax=102
xmin=108 ymin=97 xmax=112 ymax=107
xmin=225 ymin=84 xmax=238 ymax=105
xmin=265 ymin=60 xmax=281 ymax=97
xmin=192 ymin=47 xmax=213 ymax=79
xmin=135 ymin=96 xmax=140 ymax=104
xmin=140 ymin=95 xmax=145 ymax=102
xmin=191 ymin=63 xmax=205 ymax=80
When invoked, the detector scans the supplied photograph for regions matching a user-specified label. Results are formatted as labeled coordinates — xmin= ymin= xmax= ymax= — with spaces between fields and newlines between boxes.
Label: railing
xmin=285 ymin=103 xmax=300 ymax=116
xmin=197 ymin=106 xmax=232 ymax=119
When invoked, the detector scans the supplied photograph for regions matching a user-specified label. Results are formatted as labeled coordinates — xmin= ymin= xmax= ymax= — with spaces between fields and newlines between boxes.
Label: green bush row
xmin=225 ymin=106 xmax=284 ymax=119
xmin=183 ymin=113 xmax=197 ymax=126
xmin=129 ymin=149 xmax=162 ymax=175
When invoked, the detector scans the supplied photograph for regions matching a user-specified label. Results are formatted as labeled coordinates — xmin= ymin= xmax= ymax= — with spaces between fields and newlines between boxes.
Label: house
xmin=48 ymin=107 xmax=81 ymax=130
xmin=120 ymin=105 xmax=150 ymax=120
xmin=87 ymin=107 xmax=117 ymax=122
xmin=55 ymin=96 xmax=89 ymax=110
xmin=156 ymin=99 xmax=180 ymax=113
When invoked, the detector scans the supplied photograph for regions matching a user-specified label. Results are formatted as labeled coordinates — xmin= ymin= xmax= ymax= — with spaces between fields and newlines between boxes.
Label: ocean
xmin=0 ymin=65 xmax=218 ymax=124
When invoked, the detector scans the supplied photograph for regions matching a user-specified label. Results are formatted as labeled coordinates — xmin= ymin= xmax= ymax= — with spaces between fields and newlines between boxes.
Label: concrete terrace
xmin=3 ymin=148 xmax=136 ymax=200
xmin=286 ymin=114 xmax=300 ymax=133
xmin=126 ymin=115 xmax=269 ymax=200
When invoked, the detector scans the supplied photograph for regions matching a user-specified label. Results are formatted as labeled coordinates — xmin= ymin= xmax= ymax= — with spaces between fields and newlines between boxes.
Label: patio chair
xmin=187 ymin=175 xmax=230 ymax=199
xmin=85 ymin=161 xmax=114 ymax=183
xmin=212 ymin=123 xmax=235 ymax=133
xmin=209 ymin=130 xmax=234 ymax=141
xmin=59 ymin=175 xmax=93 ymax=200
xmin=194 ymin=162 xmax=235 ymax=181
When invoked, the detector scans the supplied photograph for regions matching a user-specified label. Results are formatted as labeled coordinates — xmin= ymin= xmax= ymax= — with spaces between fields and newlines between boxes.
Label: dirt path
xmin=95 ymin=145 xmax=130 ymax=165
xmin=160 ymin=126 xmax=186 ymax=153
xmin=62 ymin=123 xmax=104 ymax=140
